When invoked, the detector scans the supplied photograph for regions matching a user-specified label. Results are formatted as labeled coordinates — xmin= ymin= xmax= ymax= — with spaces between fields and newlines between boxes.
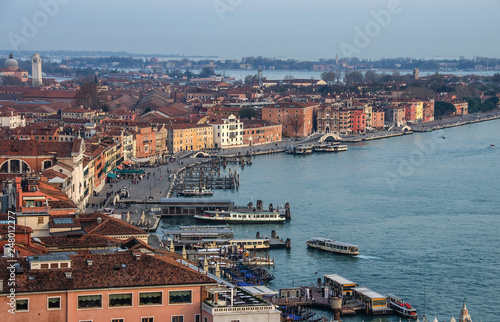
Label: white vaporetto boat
xmin=194 ymin=210 xmax=286 ymax=224
xmin=306 ymin=237 xmax=359 ymax=255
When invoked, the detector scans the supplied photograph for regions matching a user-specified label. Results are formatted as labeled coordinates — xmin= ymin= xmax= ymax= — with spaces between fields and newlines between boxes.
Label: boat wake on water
xmin=356 ymin=255 xmax=382 ymax=260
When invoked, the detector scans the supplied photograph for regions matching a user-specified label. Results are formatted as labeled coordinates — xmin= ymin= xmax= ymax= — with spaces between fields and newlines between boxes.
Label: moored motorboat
xmin=289 ymin=144 xmax=314 ymax=155
xmin=180 ymin=187 xmax=213 ymax=196
xmin=386 ymin=293 xmax=418 ymax=320
xmin=326 ymin=144 xmax=347 ymax=152
xmin=306 ymin=237 xmax=359 ymax=255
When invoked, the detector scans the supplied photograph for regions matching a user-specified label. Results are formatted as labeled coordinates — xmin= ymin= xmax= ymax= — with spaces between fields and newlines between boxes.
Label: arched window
xmin=43 ymin=160 xmax=52 ymax=170
xmin=0 ymin=159 xmax=31 ymax=173
xmin=0 ymin=162 xmax=7 ymax=173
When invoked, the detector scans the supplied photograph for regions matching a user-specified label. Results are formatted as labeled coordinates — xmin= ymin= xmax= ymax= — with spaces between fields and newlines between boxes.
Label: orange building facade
xmin=262 ymin=102 xmax=317 ymax=138
xmin=372 ymin=110 xmax=385 ymax=129
xmin=242 ymin=120 xmax=282 ymax=145
xmin=134 ymin=127 xmax=157 ymax=158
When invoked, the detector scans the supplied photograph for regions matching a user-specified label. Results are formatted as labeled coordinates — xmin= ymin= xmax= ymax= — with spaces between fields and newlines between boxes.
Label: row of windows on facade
xmin=217 ymin=124 xmax=243 ymax=129
xmin=222 ymin=138 xmax=243 ymax=142
xmin=17 ymin=136 xmax=75 ymax=141
xmin=0 ymin=159 xmax=54 ymax=173
xmin=15 ymin=290 xmax=193 ymax=312
xmin=217 ymin=132 xmax=243 ymax=137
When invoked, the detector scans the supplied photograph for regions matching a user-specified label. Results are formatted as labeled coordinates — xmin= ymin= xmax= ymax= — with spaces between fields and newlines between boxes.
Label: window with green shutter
xmin=109 ymin=293 xmax=132 ymax=307
xmin=48 ymin=297 xmax=60 ymax=309
xmin=139 ymin=292 xmax=162 ymax=305
xmin=78 ymin=295 xmax=102 ymax=309
xmin=16 ymin=299 xmax=28 ymax=311
xmin=169 ymin=290 xmax=192 ymax=304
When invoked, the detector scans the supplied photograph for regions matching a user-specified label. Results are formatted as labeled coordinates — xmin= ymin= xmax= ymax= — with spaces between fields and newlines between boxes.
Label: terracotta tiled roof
xmin=0 ymin=224 xmax=33 ymax=234
xmin=86 ymin=216 xmax=147 ymax=236
xmin=12 ymin=242 xmax=47 ymax=255
xmin=121 ymin=237 xmax=156 ymax=252
xmin=52 ymin=162 xmax=74 ymax=172
xmin=48 ymin=216 xmax=81 ymax=228
xmin=0 ymin=251 xmax=215 ymax=293
xmin=22 ymin=89 xmax=78 ymax=99
xmin=38 ymin=234 xmax=123 ymax=248
xmin=156 ymin=103 xmax=190 ymax=117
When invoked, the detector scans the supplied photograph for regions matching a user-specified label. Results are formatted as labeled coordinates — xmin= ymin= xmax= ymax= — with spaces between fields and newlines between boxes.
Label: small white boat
xmin=180 ymin=187 xmax=213 ymax=196
xmin=306 ymin=237 xmax=359 ymax=255
xmin=386 ymin=293 xmax=418 ymax=320
xmin=292 ymin=144 xmax=314 ymax=155
xmin=240 ymin=256 xmax=274 ymax=266
xmin=326 ymin=145 xmax=347 ymax=152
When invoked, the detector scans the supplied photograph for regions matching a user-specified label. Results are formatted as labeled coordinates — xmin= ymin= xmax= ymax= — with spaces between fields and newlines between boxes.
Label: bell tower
xmin=459 ymin=299 xmax=472 ymax=322
xmin=32 ymin=53 xmax=42 ymax=87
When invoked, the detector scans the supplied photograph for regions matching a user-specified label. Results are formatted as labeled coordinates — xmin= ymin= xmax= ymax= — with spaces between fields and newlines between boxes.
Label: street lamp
xmin=149 ymin=186 xmax=153 ymax=200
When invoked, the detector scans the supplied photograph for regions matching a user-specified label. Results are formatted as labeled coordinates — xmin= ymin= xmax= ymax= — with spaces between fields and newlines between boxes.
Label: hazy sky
xmin=1 ymin=0 xmax=499 ymax=59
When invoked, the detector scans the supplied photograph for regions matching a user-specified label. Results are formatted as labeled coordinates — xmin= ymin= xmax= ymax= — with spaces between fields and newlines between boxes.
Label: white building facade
xmin=211 ymin=114 xmax=244 ymax=149
xmin=0 ymin=111 xmax=25 ymax=128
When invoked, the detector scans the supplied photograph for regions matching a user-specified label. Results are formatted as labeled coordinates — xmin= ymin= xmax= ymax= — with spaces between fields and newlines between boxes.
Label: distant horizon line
xmin=0 ymin=49 xmax=499 ymax=61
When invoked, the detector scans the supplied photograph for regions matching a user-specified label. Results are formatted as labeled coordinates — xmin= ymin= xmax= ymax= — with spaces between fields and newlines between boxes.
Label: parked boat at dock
xmin=162 ymin=224 xmax=234 ymax=247
xmin=313 ymin=142 xmax=347 ymax=153
xmin=229 ymin=238 xmax=270 ymax=250
xmin=194 ymin=210 xmax=287 ymax=223
xmin=179 ymin=186 xmax=213 ymax=196
xmin=287 ymin=144 xmax=314 ymax=155
xmin=223 ymin=264 xmax=275 ymax=286
xmin=306 ymin=237 xmax=359 ymax=255
xmin=386 ymin=293 xmax=418 ymax=320
xmin=327 ymin=144 xmax=347 ymax=152
xmin=279 ymin=305 xmax=317 ymax=321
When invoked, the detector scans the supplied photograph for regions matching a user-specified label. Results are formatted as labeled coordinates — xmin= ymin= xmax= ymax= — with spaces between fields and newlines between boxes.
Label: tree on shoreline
xmin=435 ymin=101 xmax=456 ymax=117
xmin=288 ymin=114 xmax=303 ymax=138
xmin=321 ymin=71 xmax=336 ymax=83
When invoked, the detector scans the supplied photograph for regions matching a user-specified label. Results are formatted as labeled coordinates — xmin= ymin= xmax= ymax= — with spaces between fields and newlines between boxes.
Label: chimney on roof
xmin=134 ymin=252 xmax=141 ymax=261
xmin=66 ymin=276 xmax=74 ymax=290
xmin=97 ymin=217 xmax=102 ymax=225
xmin=65 ymin=271 xmax=72 ymax=279
xmin=86 ymin=259 xmax=93 ymax=266
xmin=0 ymin=279 xmax=3 ymax=292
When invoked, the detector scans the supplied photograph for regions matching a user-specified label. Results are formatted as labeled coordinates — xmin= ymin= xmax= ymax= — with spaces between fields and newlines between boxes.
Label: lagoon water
xmin=162 ymin=119 xmax=500 ymax=321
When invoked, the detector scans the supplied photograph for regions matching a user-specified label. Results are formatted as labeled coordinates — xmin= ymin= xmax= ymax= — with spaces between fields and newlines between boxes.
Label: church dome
xmin=4 ymin=53 xmax=19 ymax=69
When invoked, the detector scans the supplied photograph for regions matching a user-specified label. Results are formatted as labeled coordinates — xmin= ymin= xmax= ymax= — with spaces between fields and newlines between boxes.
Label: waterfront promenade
xmin=89 ymin=110 xmax=500 ymax=247
xmin=342 ymin=111 xmax=500 ymax=141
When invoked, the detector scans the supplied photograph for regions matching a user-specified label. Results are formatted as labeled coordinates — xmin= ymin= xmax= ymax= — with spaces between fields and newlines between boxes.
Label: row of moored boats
xmin=287 ymin=142 xmax=348 ymax=155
